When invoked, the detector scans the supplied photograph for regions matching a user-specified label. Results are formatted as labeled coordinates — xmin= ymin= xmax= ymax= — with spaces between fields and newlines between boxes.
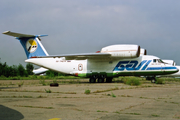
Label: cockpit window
xmin=153 ymin=59 xmax=164 ymax=63
xmin=158 ymin=59 xmax=164 ymax=63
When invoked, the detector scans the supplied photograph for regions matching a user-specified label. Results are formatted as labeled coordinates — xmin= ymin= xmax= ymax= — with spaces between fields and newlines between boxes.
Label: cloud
xmin=1 ymin=0 xmax=180 ymax=66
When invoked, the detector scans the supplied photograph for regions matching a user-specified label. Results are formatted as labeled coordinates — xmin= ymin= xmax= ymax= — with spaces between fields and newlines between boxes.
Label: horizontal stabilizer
xmin=3 ymin=31 xmax=48 ymax=38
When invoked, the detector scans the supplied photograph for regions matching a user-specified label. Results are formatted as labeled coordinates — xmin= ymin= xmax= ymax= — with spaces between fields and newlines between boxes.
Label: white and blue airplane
xmin=3 ymin=31 xmax=179 ymax=83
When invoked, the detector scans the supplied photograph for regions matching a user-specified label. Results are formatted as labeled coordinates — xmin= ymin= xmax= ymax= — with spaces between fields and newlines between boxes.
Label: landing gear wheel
xmin=98 ymin=78 xmax=104 ymax=83
xmin=89 ymin=78 xmax=96 ymax=83
xmin=151 ymin=78 xmax=156 ymax=83
xmin=106 ymin=77 xmax=113 ymax=83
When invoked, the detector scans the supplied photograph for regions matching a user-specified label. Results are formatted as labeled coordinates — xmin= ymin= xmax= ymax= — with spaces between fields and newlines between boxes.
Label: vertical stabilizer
xmin=3 ymin=31 xmax=49 ymax=59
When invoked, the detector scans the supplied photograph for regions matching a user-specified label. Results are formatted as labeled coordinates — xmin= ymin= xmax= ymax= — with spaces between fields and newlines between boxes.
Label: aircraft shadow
xmin=0 ymin=105 xmax=24 ymax=120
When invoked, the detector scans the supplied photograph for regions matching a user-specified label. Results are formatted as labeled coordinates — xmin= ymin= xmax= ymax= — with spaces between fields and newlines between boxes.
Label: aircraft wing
xmin=34 ymin=53 xmax=112 ymax=60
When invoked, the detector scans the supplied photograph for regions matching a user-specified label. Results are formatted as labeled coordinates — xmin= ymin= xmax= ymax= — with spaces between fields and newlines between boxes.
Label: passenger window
xmin=153 ymin=59 xmax=156 ymax=63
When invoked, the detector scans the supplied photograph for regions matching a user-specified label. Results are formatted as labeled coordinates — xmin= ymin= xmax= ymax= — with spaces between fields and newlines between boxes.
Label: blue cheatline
xmin=146 ymin=67 xmax=177 ymax=70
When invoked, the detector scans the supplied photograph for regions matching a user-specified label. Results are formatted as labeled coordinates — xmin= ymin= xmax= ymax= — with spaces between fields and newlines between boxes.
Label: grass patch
xmin=139 ymin=97 xmax=150 ymax=99
xmin=1 ymin=89 xmax=76 ymax=94
xmin=37 ymin=95 xmax=47 ymax=98
xmin=160 ymin=77 xmax=180 ymax=82
xmin=0 ymin=95 xmax=33 ymax=98
xmin=45 ymin=89 xmax=52 ymax=93
xmin=0 ymin=75 xmax=83 ymax=80
xmin=84 ymin=89 xmax=91 ymax=94
xmin=111 ymin=92 xmax=116 ymax=97
xmin=97 ymin=110 xmax=108 ymax=113
xmin=92 ymin=87 xmax=119 ymax=93
xmin=114 ymin=111 xmax=120 ymax=114
xmin=156 ymin=78 xmax=165 ymax=84
xmin=17 ymin=81 xmax=24 ymax=87
xmin=170 ymin=102 xmax=179 ymax=104
xmin=124 ymin=77 xmax=141 ymax=86
xmin=151 ymin=114 xmax=160 ymax=117
xmin=39 ymin=79 xmax=46 ymax=86
xmin=64 ymin=92 xmax=77 ymax=94
xmin=125 ymin=113 xmax=141 ymax=115
xmin=14 ymin=105 xmax=53 ymax=109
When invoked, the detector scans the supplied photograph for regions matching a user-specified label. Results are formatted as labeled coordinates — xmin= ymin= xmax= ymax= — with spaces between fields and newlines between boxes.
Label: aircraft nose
xmin=166 ymin=66 xmax=179 ymax=74
xmin=175 ymin=66 xmax=179 ymax=72
xmin=171 ymin=66 xmax=179 ymax=73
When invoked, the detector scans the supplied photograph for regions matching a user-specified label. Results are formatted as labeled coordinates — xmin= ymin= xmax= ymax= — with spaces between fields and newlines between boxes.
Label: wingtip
xmin=2 ymin=31 xmax=10 ymax=34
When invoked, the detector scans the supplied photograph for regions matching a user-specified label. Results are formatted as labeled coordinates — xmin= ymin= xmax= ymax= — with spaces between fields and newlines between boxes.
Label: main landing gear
xmin=89 ymin=76 xmax=113 ymax=83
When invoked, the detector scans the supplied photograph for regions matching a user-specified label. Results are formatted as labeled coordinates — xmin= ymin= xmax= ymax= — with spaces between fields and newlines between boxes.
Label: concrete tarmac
xmin=0 ymin=79 xmax=180 ymax=120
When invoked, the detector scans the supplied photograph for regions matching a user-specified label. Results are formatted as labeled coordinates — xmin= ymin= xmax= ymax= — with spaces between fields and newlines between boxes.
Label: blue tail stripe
xmin=19 ymin=37 xmax=47 ymax=59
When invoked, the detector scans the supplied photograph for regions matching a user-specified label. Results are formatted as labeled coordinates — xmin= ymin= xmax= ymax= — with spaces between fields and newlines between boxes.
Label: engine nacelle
xmin=140 ymin=48 xmax=147 ymax=55
xmin=101 ymin=44 xmax=140 ymax=58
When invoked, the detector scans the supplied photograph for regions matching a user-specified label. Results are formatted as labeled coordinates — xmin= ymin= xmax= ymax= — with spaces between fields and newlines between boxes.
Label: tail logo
xmin=26 ymin=39 xmax=38 ymax=53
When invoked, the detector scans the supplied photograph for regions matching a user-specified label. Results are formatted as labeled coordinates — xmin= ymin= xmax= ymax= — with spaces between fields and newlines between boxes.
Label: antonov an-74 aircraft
xmin=3 ymin=31 xmax=178 ymax=83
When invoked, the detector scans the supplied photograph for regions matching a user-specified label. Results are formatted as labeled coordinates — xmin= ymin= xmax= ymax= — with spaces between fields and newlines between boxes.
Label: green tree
xmin=26 ymin=63 xmax=34 ymax=75
xmin=8 ymin=66 xmax=14 ymax=77
xmin=6 ymin=65 xmax=18 ymax=77
xmin=12 ymin=65 xmax=18 ymax=76
xmin=0 ymin=62 xmax=3 ymax=76
xmin=46 ymin=70 xmax=59 ymax=77
xmin=17 ymin=64 xmax=26 ymax=77
xmin=3 ymin=64 xmax=9 ymax=77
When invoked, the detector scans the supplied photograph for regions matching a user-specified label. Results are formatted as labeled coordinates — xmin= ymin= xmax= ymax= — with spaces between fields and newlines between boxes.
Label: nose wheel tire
xmin=151 ymin=78 xmax=156 ymax=83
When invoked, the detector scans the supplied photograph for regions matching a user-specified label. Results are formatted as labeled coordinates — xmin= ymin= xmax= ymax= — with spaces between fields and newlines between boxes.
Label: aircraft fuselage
xmin=25 ymin=55 xmax=178 ymax=78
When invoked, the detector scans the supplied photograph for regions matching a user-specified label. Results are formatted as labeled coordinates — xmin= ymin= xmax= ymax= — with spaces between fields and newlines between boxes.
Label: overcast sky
xmin=1 ymin=0 xmax=180 ymax=67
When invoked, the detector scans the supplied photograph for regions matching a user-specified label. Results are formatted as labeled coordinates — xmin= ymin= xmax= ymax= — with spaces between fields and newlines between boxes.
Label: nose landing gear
xmin=151 ymin=78 xmax=156 ymax=83
xmin=146 ymin=76 xmax=157 ymax=83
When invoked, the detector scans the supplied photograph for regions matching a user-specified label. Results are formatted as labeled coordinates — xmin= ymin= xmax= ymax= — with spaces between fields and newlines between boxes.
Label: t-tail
xmin=3 ymin=31 xmax=49 ymax=59
xmin=3 ymin=31 xmax=49 ymax=75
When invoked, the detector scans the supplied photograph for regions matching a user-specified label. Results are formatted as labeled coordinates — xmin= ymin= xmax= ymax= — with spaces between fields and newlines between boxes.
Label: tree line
xmin=0 ymin=62 xmax=34 ymax=77
xmin=0 ymin=62 xmax=66 ymax=78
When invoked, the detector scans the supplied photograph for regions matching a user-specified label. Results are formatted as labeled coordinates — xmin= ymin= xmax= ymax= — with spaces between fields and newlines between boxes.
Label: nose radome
xmin=175 ymin=67 xmax=179 ymax=72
